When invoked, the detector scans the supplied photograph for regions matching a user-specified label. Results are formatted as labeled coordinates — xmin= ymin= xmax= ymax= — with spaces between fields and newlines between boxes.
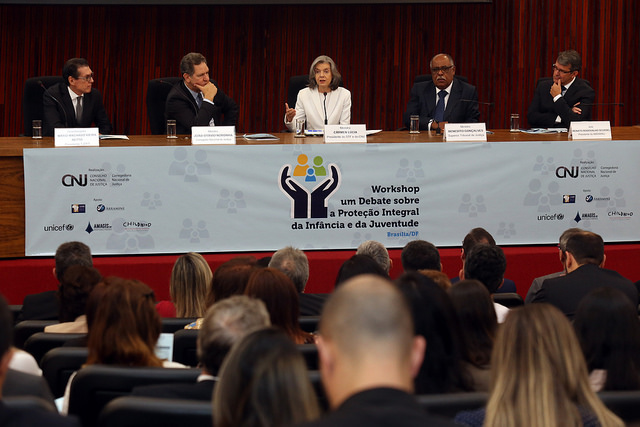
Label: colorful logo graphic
xmin=71 ymin=204 xmax=86 ymax=213
xmin=278 ymin=154 xmax=341 ymax=219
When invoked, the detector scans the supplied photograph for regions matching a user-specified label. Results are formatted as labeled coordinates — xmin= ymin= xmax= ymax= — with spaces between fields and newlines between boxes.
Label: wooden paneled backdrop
xmin=0 ymin=0 xmax=637 ymax=136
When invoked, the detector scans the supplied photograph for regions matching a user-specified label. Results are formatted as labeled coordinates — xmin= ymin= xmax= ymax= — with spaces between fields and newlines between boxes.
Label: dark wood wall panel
xmin=0 ymin=0 xmax=637 ymax=136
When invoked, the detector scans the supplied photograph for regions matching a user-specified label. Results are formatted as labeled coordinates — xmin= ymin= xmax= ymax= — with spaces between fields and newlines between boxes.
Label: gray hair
xmin=308 ymin=55 xmax=342 ymax=90
xmin=557 ymin=50 xmax=582 ymax=72
xmin=356 ymin=240 xmax=391 ymax=273
xmin=180 ymin=52 xmax=207 ymax=76
xmin=268 ymin=246 xmax=309 ymax=293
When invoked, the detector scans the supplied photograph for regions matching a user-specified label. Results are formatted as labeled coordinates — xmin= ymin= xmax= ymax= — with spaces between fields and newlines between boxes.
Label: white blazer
xmin=285 ymin=86 xmax=351 ymax=131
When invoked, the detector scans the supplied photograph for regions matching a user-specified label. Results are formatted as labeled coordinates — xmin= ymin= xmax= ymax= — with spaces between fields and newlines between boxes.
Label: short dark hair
xmin=62 ymin=58 xmax=90 ymax=86
xmin=557 ymin=50 xmax=582 ymax=72
xmin=401 ymin=240 xmax=441 ymax=272
xmin=180 ymin=52 xmax=207 ymax=76
xmin=462 ymin=227 xmax=496 ymax=261
xmin=564 ymin=231 xmax=604 ymax=266
xmin=0 ymin=295 xmax=12 ymax=357
xmin=463 ymin=244 xmax=506 ymax=294
xmin=55 ymin=241 xmax=93 ymax=282
xmin=58 ymin=265 xmax=102 ymax=322
xmin=334 ymin=254 xmax=389 ymax=288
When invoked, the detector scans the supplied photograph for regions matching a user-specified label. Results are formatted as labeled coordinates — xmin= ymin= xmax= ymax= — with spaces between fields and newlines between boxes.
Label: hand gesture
xmin=197 ymin=82 xmax=218 ymax=102
xmin=285 ymin=103 xmax=296 ymax=122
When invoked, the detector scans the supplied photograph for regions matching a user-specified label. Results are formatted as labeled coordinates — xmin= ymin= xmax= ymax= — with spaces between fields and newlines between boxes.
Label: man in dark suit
xmin=527 ymin=50 xmax=595 ymax=128
xmin=403 ymin=53 xmax=480 ymax=131
xmin=43 ymin=58 xmax=112 ymax=137
xmin=165 ymin=52 xmax=239 ymax=135
xmin=531 ymin=230 xmax=638 ymax=320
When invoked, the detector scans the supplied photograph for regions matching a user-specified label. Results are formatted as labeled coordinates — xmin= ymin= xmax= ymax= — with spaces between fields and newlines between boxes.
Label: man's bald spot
xmin=430 ymin=53 xmax=455 ymax=68
xmin=320 ymin=275 xmax=414 ymax=359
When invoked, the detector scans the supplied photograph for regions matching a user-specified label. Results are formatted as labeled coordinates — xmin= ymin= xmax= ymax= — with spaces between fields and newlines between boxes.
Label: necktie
xmin=196 ymin=93 xmax=203 ymax=108
xmin=76 ymin=96 xmax=83 ymax=120
xmin=562 ymin=86 xmax=567 ymax=96
xmin=434 ymin=90 xmax=447 ymax=122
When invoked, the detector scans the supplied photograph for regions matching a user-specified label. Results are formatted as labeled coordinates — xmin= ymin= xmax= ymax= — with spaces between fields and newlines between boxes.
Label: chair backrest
xmin=24 ymin=332 xmax=86 ymax=365
xmin=172 ymin=329 xmax=199 ymax=367
xmin=297 ymin=344 xmax=319 ymax=370
xmin=492 ymin=293 xmax=524 ymax=308
xmin=13 ymin=320 xmax=59 ymax=349
xmin=413 ymin=74 xmax=469 ymax=85
xmin=3 ymin=395 xmax=58 ymax=414
xmin=41 ymin=347 xmax=89 ymax=398
xmin=307 ymin=370 xmax=328 ymax=411
xmin=22 ymin=76 xmax=65 ymax=136
xmin=9 ymin=305 xmax=22 ymax=324
xmin=69 ymin=364 xmax=200 ymax=427
xmin=299 ymin=316 xmax=321 ymax=334
xmin=161 ymin=317 xmax=198 ymax=333
xmin=416 ymin=392 xmax=488 ymax=418
xmin=287 ymin=75 xmax=310 ymax=110
xmin=146 ymin=77 xmax=182 ymax=134
xmin=598 ymin=390 xmax=640 ymax=424
xmin=97 ymin=396 xmax=212 ymax=427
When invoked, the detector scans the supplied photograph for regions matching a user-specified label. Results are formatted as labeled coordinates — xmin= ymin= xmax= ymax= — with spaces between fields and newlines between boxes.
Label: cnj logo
xmin=555 ymin=166 xmax=579 ymax=178
xmin=62 ymin=174 xmax=88 ymax=187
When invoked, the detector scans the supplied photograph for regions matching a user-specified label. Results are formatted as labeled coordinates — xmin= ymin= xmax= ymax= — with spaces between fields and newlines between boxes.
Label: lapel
xmin=310 ymin=87 xmax=326 ymax=121
xmin=180 ymin=81 xmax=199 ymax=113
xmin=444 ymin=80 xmax=462 ymax=120
xmin=60 ymin=85 xmax=78 ymax=127
xmin=563 ymin=79 xmax=580 ymax=103
xmin=423 ymin=82 xmax=437 ymax=116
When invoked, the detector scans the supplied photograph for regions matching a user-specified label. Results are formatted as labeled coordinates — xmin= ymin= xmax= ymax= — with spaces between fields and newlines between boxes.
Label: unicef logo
xmin=97 ymin=204 xmax=106 ymax=212
xmin=585 ymin=195 xmax=593 ymax=202
xmin=65 ymin=224 xmax=74 ymax=231
xmin=557 ymin=213 xmax=564 ymax=220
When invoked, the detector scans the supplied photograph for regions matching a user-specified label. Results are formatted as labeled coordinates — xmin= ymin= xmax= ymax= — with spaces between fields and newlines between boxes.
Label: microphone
xmin=579 ymin=102 xmax=624 ymax=107
xmin=40 ymin=80 xmax=68 ymax=127
xmin=323 ymin=92 xmax=328 ymax=125
xmin=460 ymin=99 xmax=495 ymax=107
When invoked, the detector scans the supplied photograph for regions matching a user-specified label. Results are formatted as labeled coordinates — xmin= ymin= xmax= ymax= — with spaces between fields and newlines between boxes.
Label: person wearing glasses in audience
xmin=43 ymin=58 xmax=112 ymax=136
xmin=402 ymin=53 xmax=480 ymax=132
xmin=527 ymin=49 xmax=595 ymax=129
xmin=284 ymin=55 xmax=351 ymax=132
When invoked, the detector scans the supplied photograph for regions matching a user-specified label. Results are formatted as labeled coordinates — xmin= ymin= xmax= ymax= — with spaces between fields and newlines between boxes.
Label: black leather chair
xmin=307 ymin=370 xmax=328 ymax=411
xmin=9 ymin=305 xmax=22 ymax=324
xmin=97 ymin=396 xmax=212 ymax=427
xmin=493 ymin=293 xmax=524 ymax=308
xmin=22 ymin=76 xmax=65 ymax=136
xmin=599 ymin=390 xmax=640 ymax=424
xmin=299 ymin=316 xmax=320 ymax=334
xmin=40 ymin=347 xmax=88 ymax=398
xmin=172 ymin=329 xmax=199 ymax=367
xmin=161 ymin=317 xmax=198 ymax=333
xmin=286 ymin=75 xmax=310 ymax=111
xmin=297 ymin=344 xmax=319 ymax=370
xmin=416 ymin=392 xmax=488 ymax=418
xmin=24 ymin=332 xmax=86 ymax=365
xmin=4 ymin=395 xmax=58 ymax=414
xmin=68 ymin=364 xmax=200 ymax=427
xmin=146 ymin=77 xmax=182 ymax=134
xmin=13 ymin=320 xmax=59 ymax=349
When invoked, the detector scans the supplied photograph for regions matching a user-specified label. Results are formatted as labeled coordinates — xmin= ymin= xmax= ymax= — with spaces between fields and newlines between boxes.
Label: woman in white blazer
xmin=284 ymin=55 xmax=351 ymax=131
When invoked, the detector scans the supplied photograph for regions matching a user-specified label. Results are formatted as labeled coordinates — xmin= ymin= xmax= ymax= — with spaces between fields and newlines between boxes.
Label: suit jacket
xmin=0 ymin=399 xmax=80 ymax=427
xmin=18 ymin=290 xmax=59 ymax=322
xmin=524 ymin=271 xmax=563 ymax=304
xmin=165 ymin=80 xmax=239 ymax=134
xmin=531 ymin=263 xmax=638 ymax=320
xmin=285 ymin=87 xmax=351 ymax=131
xmin=299 ymin=387 xmax=455 ymax=427
xmin=527 ymin=77 xmax=595 ymax=128
xmin=43 ymin=83 xmax=112 ymax=136
xmin=402 ymin=77 xmax=480 ymax=129
xmin=130 ymin=378 xmax=215 ymax=401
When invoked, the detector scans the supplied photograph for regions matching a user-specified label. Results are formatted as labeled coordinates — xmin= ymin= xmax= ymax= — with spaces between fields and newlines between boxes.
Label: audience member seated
xmin=62 ymin=277 xmax=184 ymax=413
xmin=8 ymin=349 xmax=41 ymax=376
xmin=44 ymin=265 xmax=101 ymax=334
xmin=395 ymin=272 xmax=473 ymax=394
xmin=401 ymin=239 xmax=442 ymax=272
xmin=0 ymin=295 xmax=80 ymax=426
xmin=132 ymin=295 xmax=270 ymax=401
xmin=461 ymin=244 xmax=510 ymax=323
xmin=531 ymin=230 xmax=638 ymax=320
xmin=574 ymin=287 xmax=640 ymax=392
xmin=244 ymin=268 xmax=314 ymax=344
xmin=419 ymin=270 xmax=452 ymax=291
xmin=356 ymin=240 xmax=392 ymax=274
xmin=454 ymin=304 xmax=623 ymax=427
xmin=334 ymin=254 xmax=389 ymax=288
xmin=449 ymin=279 xmax=497 ymax=392
xmin=19 ymin=241 xmax=93 ymax=322
xmin=156 ymin=253 xmax=212 ymax=318
xmin=213 ymin=327 xmax=320 ymax=427
xmin=269 ymin=246 xmax=327 ymax=316
xmin=299 ymin=274 xmax=455 ymax=427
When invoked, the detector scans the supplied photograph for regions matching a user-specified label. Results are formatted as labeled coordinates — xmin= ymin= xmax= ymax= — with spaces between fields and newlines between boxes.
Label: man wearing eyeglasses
xmin=402 ymin=53 xmax=480 ymax=131
xmin=527 ymin=50 xmax=595 ymax=129
xmin=43 ymin=58 xmax=112 ymax=136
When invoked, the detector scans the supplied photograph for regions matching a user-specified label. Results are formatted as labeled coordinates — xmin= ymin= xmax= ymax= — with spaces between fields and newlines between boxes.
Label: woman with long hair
xmin=157 ymin=252 xmax=212 ymax=318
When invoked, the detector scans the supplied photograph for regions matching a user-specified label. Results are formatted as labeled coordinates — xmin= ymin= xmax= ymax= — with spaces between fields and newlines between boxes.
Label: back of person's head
xmin=395 ymin=272 xmax=472 ymax=394
xmin=213 ymin=327 xmax=319 ymax=427
xmin=55 ymin=241 xmax=93 ymax=282
xmin=62 ymin=58 xmax=90 ymax=85
xmin=486 ymin=304 xmax=622 ymax=427
xmin=86 ymin=277 xmax=162 ymax=367
xmin=418 ymin=269 xmax=452 ymax=291
xmin=197 ymin=295 xmax=271 ymax=376
xmin=170 ymin=252 xmax=212 ymax=317
xmin=268 ymin=247 xmax=309 ymax=293
xmin=356 ymin=240 xmax=391 ymax=273
xmin=334 ymin=254 xmax=389 ymax=287
xmin=463 ymin=244 xmax=506 ymax=294
xmin=461 ymin=227 xmax=496 ymax=261
xmin=57 ymin=265 xmax=102 ymax=323
xmin=401 ymin=240 xmax=441 ymax=272
xmin=208 ymin=257 xmax=257 ymax=306
xmin=558 ymin=227 xmax=583 ymax=264
xmin=449 ymin=279 xmax=497 ymax=367
xmin=564 ymin=230 xmax=605 ymax=266
xmin=574 ymin=287 xmax=640 ymax=391
xmin=244 ymin=268 xmax=309 ymax=344
xmin=0 ymin=295 xmax=12 ymax=359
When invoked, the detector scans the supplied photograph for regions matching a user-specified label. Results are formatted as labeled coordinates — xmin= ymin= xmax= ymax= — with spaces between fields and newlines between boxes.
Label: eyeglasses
xmin=431 ymin=65 xmax=454 ymax=74
xmin=75 ymin=73 xmax=95 ymax=82
xmin=552 ymin=64 xmax=572 ymax=75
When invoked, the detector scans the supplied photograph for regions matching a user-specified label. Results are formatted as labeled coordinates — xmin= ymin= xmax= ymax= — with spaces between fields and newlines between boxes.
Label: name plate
xmin=191 ymin=126 xmax=236 ymax=145
xmin=568 ymin=121 xmax=612 ymax=140
xmin=54 ymin=128 xmax=99 ymax=147
xmin=443 ymin=123 xmax=487 ymax=142
xmin=324 ymin=125 xmax=367 ymax=144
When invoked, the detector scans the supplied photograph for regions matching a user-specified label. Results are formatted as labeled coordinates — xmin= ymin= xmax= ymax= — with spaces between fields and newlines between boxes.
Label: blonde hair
xmin=170 ymin=253 xmax=212 ymax=317
xmin=484 ymin=304 xmax=623 ymax=427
